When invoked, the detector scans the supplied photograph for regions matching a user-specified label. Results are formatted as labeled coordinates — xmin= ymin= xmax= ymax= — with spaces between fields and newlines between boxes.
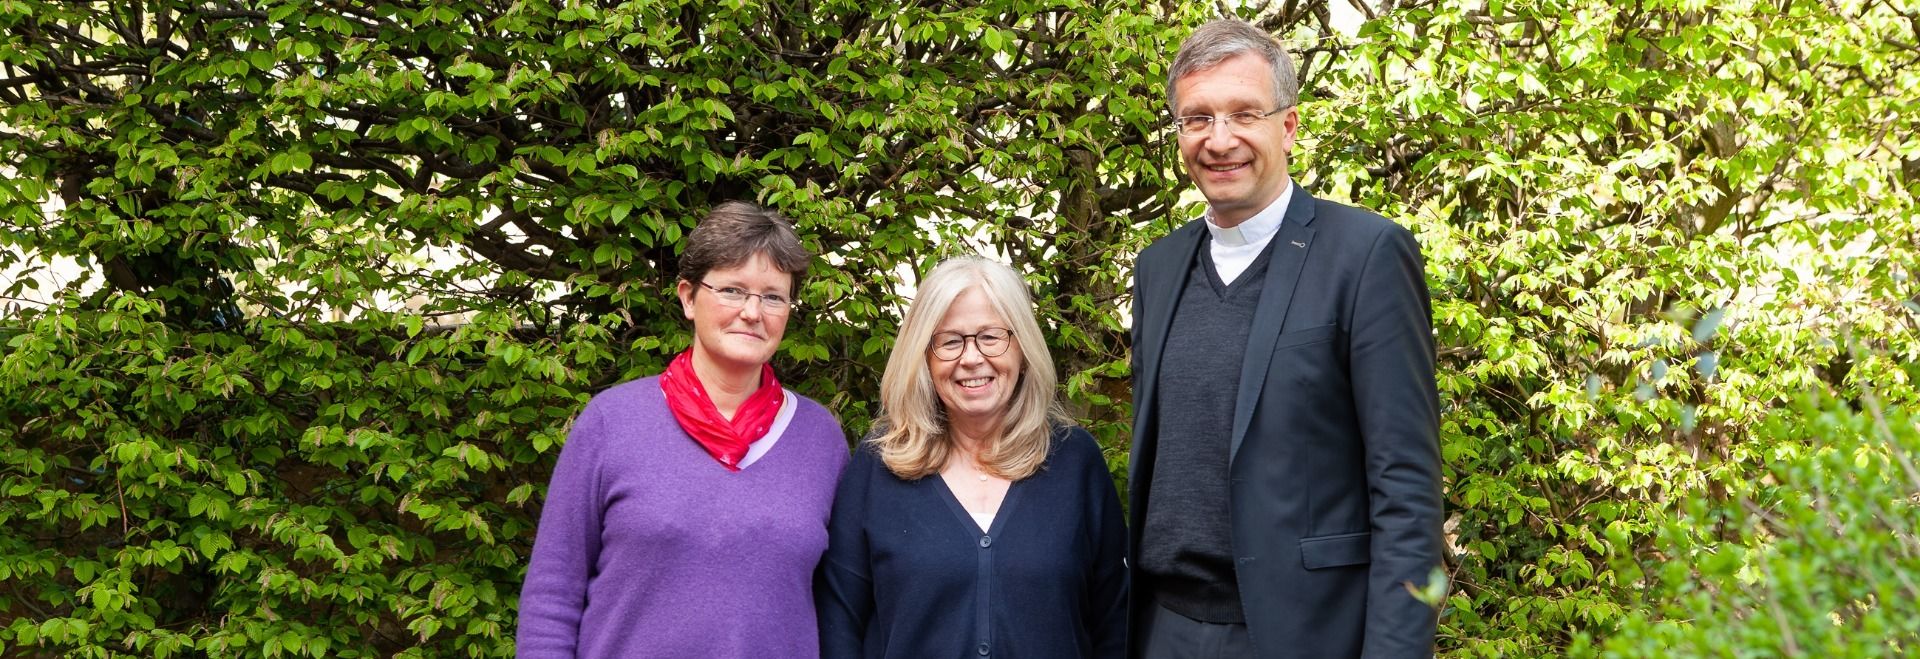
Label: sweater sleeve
xmin=815 ymin=446 xmax=876 ymax=658
xmin=515 ymin=404 xmax=608 ymax=658
xmin=1074 ymin=429 xmax=1130 ymax=659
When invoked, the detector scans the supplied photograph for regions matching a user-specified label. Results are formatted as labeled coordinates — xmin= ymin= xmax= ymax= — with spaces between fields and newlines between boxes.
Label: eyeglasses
xmin=929 ymin=328 xmax=1014 ymax=361
xmin=1171 ymin=107 xmax=1290 ymax=136
xmin=697 ymin=281 xmax=795 ymax=314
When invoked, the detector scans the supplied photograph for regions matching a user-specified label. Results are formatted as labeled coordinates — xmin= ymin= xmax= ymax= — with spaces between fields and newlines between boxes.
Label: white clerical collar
xmin=1204 ymin=180 xmax=1294 ymax=247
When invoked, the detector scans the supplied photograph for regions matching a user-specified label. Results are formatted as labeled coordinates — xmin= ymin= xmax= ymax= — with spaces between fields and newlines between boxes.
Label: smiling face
xmin=927 ymin=285 xmax=1024 ymax=436
xmin=1174 ymin=52 xmax=1301 ymax=227
xmin=678 ymin=252 xmax=792 ymax=375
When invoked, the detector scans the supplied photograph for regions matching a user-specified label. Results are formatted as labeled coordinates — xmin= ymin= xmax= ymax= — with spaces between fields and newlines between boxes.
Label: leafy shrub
xmin=0 ymin=0 xmax=1188 ymax=655
xmin=3 ymin=0 xmax=1917 ymax=656
xmin=1590 ymin=387 xmax=1920 ymax=657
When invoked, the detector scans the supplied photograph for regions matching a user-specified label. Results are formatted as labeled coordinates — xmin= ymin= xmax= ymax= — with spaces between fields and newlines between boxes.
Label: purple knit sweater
xmin=516 ymin=376 xmax=850 ymax=658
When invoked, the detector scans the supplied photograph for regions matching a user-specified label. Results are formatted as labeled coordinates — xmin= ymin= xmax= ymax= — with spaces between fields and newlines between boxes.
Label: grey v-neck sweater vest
xmin=1138 ymin=235 xmax=1279 ymax=624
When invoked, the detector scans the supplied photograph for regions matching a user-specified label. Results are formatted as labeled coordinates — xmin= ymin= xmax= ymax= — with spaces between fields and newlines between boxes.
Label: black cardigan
xmin=815 ymin=426 xmax=1129 ymax=659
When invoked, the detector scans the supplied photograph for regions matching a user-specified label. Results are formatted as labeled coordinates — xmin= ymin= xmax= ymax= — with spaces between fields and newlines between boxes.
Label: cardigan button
xmin=977 ymin=642 xmax=990 ymax=655
xmin=979 ymin=535 xmax=993 ymax=548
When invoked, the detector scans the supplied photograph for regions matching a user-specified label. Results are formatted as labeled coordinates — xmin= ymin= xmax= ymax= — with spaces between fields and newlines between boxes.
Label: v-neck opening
xmin=659 ymin=385 xmax=796 ymax=474
xmin=1200 ymin=244 xmax=1233 ymax=297
xmin=932 ymin=473 xmax=1022 ymax=539
xmin=732 ymin=389 xmax=798 ymax=472
xmin=1199 ymin=232 xmax=1280 ymax=298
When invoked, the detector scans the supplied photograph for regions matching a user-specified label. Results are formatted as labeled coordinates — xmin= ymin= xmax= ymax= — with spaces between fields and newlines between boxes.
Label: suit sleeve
xmin=815 ymin=447 xmax=876 ymax=658
xmin=1128 ymin=249 xmax=1156 ymax=472
xmin=515 ymin=406 xmax=608 ymax=658
xmin=1130 ymin=260 xmax=1147 ymax=387
xmin=1074 ymin=429 xmax=1130 ymax=659
xmin=1349 ymin=225 xmax=1446 ymax=658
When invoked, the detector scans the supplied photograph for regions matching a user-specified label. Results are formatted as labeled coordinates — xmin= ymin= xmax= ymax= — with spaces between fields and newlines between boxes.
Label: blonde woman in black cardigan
xmin=815 ymin=256 xmax=1128 ymax=659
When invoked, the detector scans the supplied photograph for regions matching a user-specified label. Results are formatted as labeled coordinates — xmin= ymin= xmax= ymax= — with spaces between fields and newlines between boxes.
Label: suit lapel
xmin=1129 ymin=222 xmax=1204 ymax=530
xmin=1229 ymin=189 xmax=1318 ymax=464
xmin=1136 ymin=222 xmax=1204 ymax=418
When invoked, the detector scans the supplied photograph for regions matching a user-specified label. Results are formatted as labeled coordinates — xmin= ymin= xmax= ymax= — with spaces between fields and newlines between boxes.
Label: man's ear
xmin=1278 ymin=106 xmax=1301 ymax=156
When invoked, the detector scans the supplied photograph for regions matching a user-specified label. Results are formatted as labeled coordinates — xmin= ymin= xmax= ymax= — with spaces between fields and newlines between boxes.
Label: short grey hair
xmin=1167 ymin=18 xmax=1299 ymax=114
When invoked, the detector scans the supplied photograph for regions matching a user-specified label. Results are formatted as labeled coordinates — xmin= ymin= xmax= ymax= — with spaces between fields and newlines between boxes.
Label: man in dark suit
xmin=1128 ymin=18 xmax=1446 ymax=658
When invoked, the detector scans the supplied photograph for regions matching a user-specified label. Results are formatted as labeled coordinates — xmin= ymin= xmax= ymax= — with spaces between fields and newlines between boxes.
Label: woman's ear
xmin=676 ymin=280 xmax=696 ymax=320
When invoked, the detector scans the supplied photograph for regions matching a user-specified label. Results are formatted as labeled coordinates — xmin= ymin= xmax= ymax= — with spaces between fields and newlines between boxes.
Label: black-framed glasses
xmin=698 ymin=281 xmax=795 ymax=314
xmin=1171 ymin=107 xmax=1290 ymax=136
xmin=929 ymin=327 xmax=1014 ymax=361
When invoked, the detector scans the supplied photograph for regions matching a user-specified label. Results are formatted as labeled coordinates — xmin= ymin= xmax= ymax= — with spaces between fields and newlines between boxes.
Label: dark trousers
xmin=1137 ymin=602 xmax=1254 ymax=659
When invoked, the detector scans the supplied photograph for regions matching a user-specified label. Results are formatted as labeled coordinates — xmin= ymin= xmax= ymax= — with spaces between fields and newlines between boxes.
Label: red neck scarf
xmin=659 ymin=350 xmax=785 ymax=471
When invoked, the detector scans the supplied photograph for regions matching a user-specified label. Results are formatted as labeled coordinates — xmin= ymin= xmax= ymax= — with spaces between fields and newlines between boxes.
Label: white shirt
xmin=737 ymin=390 xmax=796 ymax=469
xmin=1204 ymin=180 xmax=1295 ymax=286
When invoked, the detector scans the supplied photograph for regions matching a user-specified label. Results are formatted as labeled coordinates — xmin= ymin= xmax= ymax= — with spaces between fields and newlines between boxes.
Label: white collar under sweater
xmin=1203 ymin=180 xmax=1295 ymax=286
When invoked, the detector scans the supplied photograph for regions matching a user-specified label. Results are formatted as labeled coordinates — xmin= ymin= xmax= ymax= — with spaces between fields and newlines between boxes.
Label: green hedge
xmin=1592 ymin=388 xmax=1920 ymax=656
xmin=3 ymin=0 xmax=1918 ymax=656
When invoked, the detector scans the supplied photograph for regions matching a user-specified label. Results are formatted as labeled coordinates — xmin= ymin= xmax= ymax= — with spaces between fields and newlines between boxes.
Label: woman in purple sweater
xmin=517 ymin=202 xmax=850 ymax=658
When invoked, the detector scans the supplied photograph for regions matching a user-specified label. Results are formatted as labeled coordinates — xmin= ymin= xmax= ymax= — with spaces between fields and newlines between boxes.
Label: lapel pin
xmin=1290 ymin=240 xmax=1307 ymax=248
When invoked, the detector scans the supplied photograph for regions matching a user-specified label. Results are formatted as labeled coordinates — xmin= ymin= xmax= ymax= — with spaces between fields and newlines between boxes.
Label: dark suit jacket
xmin=1128 ymin=188 xmax=1445 ymax=658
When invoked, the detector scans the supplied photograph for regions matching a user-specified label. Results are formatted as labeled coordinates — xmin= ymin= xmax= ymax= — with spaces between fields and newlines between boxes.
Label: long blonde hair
xmin=872 ymin=256 xmax=1065 ymax=480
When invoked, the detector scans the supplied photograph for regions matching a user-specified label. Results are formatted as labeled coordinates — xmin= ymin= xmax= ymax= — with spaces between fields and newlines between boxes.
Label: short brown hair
xmin=678 ymin=201 xmax=811 ymax=294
